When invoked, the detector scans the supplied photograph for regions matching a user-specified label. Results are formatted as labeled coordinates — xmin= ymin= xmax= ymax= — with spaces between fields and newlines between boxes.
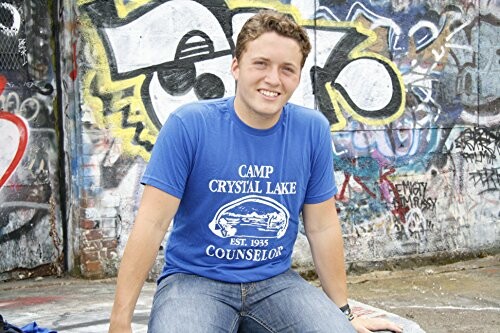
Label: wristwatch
xmin=339 ymin=304 xmax=355 ymax=321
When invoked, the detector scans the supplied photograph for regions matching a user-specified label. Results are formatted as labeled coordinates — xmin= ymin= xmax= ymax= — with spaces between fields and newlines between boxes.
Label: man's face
xmin=231 ymin=31 xmax=303 ymax=129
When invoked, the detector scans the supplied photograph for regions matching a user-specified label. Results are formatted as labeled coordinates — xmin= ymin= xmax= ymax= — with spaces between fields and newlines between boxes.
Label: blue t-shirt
xmin=142 ymin=97 xmax=337 ymax=283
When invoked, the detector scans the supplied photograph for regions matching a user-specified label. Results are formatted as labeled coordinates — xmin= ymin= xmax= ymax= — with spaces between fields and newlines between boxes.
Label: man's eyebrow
xmin=251 ymin=56 xmax=270 ymax=62
xmin=251 ymin=56 xmax=299 ymax=68
xmin=282 ymin=61 xmax=299 ymax=68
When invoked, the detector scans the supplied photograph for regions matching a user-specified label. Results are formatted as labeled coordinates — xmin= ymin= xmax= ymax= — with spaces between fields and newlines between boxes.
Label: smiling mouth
xmin=259 ymin=89 xmax=280 ymax=98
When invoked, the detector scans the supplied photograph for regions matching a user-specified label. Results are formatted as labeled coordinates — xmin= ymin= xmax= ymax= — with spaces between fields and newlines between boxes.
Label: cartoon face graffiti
xmin=96 ymin=0 xmax=235 ymax=128
xmin=209 ymin=195 xmax=290 ymax=239
xmin=82 ymin=0 xmax=406 ymax=160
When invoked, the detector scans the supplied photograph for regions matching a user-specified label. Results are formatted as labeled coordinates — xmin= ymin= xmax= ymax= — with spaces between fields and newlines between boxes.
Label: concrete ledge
xmin=0 ymin=276 xmax=425 ymax=333
xmin=0 ymin=278 xmax=424 ymax=333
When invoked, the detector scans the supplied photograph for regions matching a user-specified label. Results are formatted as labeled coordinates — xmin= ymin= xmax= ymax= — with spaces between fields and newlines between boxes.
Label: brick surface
xmin=80 ymin=219 xmax=97 ymax=229
xmin=84 ymin=229 xmax=103 ymax=241
xmin=81 ymin=251 xmax=99 ymax=263
xmin=83 ymin=260 xmax=102 ymax=274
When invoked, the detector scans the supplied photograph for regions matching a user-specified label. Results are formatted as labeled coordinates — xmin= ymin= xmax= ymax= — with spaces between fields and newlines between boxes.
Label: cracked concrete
xmin=346 ymin=254 xmax=500 ymax=333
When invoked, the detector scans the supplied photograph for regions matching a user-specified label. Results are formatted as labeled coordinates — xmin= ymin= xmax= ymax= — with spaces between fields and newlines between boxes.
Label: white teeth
xmin=259 ymin=90 xmax=279 ymax=97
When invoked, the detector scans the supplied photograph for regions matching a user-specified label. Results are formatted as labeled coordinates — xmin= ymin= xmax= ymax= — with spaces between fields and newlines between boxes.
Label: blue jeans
xmin=148 ymin=269 xmax=356 ymax=333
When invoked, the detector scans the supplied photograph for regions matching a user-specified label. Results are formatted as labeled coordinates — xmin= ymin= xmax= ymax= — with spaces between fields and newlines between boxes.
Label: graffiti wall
xmin=0 ymin=0 xmax=62 ymax=280
xmin=71 ymin=0 xmax=499 ymax=277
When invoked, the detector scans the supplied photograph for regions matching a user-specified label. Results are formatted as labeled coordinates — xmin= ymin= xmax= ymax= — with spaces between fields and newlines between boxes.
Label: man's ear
xmin=231 ymin=57 xmax=239 ymax=81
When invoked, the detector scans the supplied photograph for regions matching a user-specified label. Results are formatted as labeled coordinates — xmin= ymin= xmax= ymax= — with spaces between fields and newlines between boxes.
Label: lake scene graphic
xmin=209 ymin=195 xmax=290 ymax=239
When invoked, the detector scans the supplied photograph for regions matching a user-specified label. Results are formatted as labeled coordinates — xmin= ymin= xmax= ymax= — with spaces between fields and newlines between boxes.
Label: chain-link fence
xmin=0 ymin=1 xmax=25 ymax=70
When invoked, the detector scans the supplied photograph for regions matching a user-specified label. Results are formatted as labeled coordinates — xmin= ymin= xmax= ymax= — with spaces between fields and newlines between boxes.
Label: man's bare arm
xmin=303 ymin=197 xmax=403 ymax=333
xmin=109 ymin=185 xmax=180 ymax=333
xmin=303 ymin=197 xmax=348 ymax=307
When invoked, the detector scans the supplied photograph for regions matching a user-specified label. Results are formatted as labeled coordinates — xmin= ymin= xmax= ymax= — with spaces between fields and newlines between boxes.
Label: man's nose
xmin=264 ymin=67 xmax=280 ymax=85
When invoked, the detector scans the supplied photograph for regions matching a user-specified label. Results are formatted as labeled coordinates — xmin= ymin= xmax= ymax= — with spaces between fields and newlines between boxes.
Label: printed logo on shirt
xmin=208 ymin=195 xmax=289 ymax=239
xmin=205 ymin=164 xmax=295 ymax=263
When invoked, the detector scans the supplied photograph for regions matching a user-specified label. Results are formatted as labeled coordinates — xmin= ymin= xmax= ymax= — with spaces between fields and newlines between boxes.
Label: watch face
xmin=340 ymin=304 xmax=351 ymax=316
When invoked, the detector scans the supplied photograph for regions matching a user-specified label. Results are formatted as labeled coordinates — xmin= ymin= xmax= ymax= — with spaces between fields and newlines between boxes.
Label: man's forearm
xmin=305 ymin=213 xmax=349 ymax=307
xmin=109 ymin=186 xmax=178 ymax=330
xmin=109 ymin=217 xmax=167 ymax=325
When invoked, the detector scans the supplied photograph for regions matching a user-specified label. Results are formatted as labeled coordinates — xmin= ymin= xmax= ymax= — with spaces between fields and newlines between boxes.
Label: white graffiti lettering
xmin=0 ymin=92 xmax=40 ymax=121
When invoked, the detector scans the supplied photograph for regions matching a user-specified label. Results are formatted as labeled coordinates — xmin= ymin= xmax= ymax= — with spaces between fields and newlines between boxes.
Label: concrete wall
xmin=1 ymin=0 xmax=498 ymax=279
xmin=0 ymin=0 xmax=63 ymax=280
xmin=70 ymin=0 xmax=498 ymax=278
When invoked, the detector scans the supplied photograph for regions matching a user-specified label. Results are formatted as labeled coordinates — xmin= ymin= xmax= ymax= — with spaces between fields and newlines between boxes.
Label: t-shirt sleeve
xmin=141 ymin=113 xmax=194 ymax=199
xmin=303 ymin=118 xmax=337 ymax=204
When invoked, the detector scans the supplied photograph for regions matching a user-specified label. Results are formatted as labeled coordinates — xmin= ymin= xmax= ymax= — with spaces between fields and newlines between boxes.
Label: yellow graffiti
xmin=78 ymin=0 xmax=406 ymax=161
xmin=79 ymin=13 xmax=157 ymax=161
xmin=227 ymin=0 xmax=313 ymax=25
xmin=77 ymin=0 xmax=94 ymax=6
xmin=322 ymin=22 xmax=406 ymax=131
xmin=77 ymin=0 xmax=154 ymax=18
xmin=114 ymin=0 xmax=154 ymax=19
xmin=227 ymin=0 xmax=406 ymax=132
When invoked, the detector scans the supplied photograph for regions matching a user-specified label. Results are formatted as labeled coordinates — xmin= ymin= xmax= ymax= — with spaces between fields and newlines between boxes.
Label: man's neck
xmin=233 ymin=98 xmax=282 ymax=130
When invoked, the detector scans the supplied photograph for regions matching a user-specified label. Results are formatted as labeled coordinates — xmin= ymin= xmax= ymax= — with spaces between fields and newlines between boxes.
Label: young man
xmin=109 ymin=10 xmax=403 ymax=333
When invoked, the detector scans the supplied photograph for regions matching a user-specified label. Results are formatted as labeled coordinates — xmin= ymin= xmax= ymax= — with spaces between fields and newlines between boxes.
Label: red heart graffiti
xmin=0 ymin=111 xmax=29 ymax=188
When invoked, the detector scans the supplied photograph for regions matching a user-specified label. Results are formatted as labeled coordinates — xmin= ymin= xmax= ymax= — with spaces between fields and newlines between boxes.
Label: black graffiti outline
xmin=81 ymin=1 xmax=406 ymax=152
xmin=82 ymin=0 xmax=235 ymax=80
xmin=309 ymin=23 xmax=405 ymax=131
xmin=82 ymin=0 xmax=236 ymax=135
xmin=454 ymin=127 xmax=499 ymax=164
xmin=0 ymin=207 xmax=48 ymax=243
xmin=469 ymin=167 xmax=500 ymax=194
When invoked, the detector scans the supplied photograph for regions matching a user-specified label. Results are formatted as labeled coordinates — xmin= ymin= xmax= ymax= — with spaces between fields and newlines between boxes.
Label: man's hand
xmin=351 ymin=316 xmax=404 ymax=333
